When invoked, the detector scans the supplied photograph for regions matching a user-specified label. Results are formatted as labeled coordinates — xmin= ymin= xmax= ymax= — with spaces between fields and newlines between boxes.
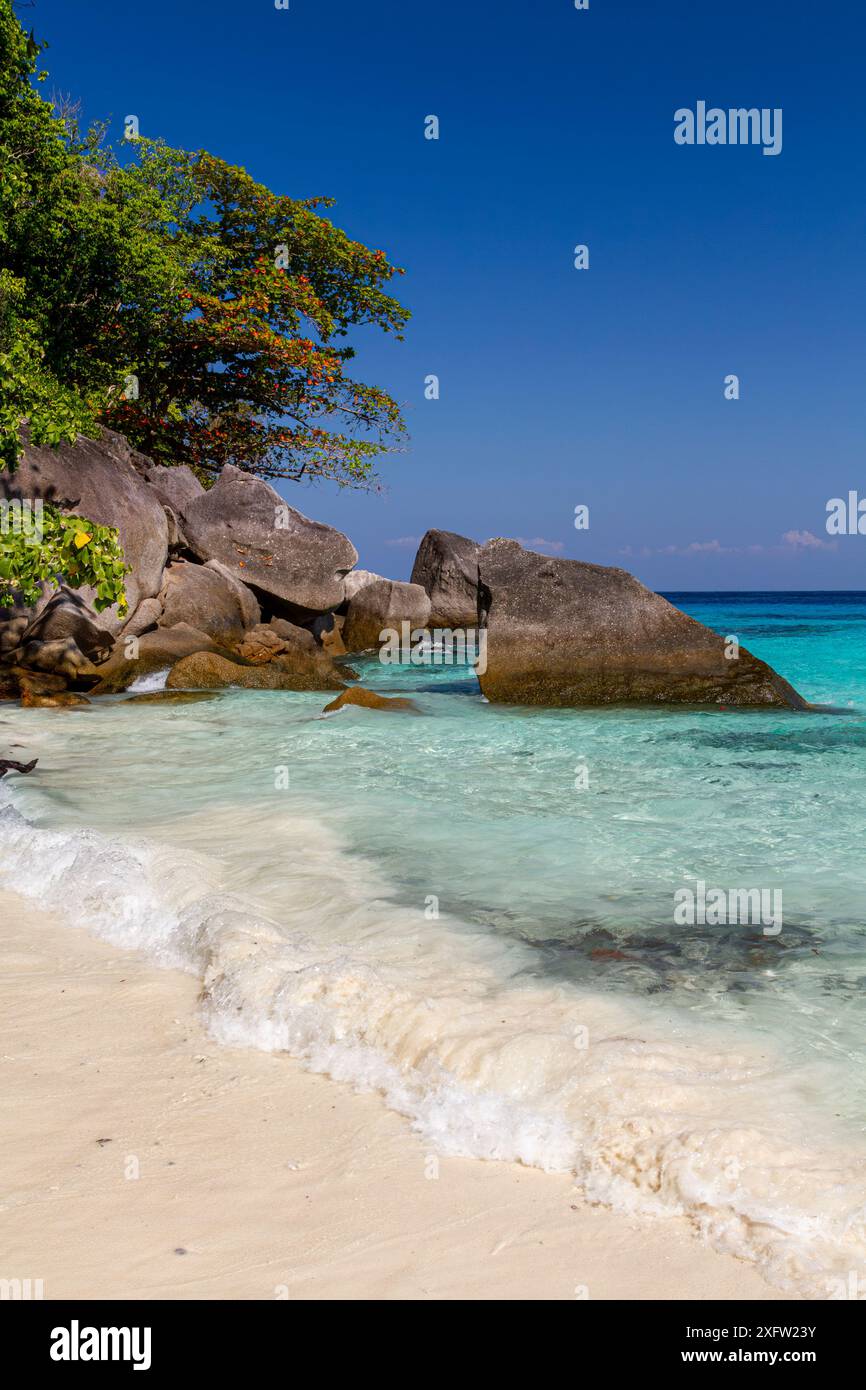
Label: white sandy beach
xmin=0 ymin=889 xmax=792 ymax=1301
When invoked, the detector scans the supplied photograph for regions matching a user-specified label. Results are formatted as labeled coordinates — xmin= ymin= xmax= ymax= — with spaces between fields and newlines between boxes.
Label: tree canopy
xmin=0 ymin=0 xmax=409 ymax=609
xmin=101 ymin=144 xmax=410 ymax=487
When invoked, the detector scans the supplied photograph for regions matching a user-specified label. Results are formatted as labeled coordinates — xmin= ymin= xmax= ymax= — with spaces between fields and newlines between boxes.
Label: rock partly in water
xmin=180 ymin=465 xmax=358 ymax=620
xmin=166 ymin=650 xmax=346 ymax=693
xmin=159 ymin=560 xmax=260 ymax=646
xmin=122 ymin=690 xmax=221 ymax=706
xmin=477 ymin=539 xmax=807 ymax=708
xmin=12 ymin=669 xmax=67 ymax=697
xmin=322 ymin=687 xmax=420 ymax=714
xmin=410 ymin=529 xmax=481 ymax=628
xmin=342 ymin=577 xmax=431 ymax=652
xmin=4 ymin=428 xmax=169 ymax=634
xmin=20 ymin=689 xmax=90 ymax=709
xmin=0 ymin=670 xmax=19 ymax=702
xmin=90 ymin=623 xmax=228 ymax=695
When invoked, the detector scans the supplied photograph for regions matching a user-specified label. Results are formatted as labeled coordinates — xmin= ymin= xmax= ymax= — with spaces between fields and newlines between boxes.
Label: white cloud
xmin=518 ymin=536 xmax=564 ymax=554
xmin=781 ymin=529 xmax=835 ymax=550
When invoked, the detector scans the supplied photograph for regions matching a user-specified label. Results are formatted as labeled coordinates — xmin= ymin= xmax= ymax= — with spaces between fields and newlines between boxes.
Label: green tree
xmin=0 ymin=0 xmax=128 ymax=611
xmin=1 ymin=1 xmax=410 ymax=489
xmin=102 ymin=144 xmax=410 ymax=488
xmin=0 ymin=6 xmax=103 ymax=466
xmin=1 ymin=0 xmax=409 ymax=613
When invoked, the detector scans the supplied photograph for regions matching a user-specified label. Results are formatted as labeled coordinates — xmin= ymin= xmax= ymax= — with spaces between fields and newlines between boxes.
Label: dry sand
xmin=0 ymin=889 xmax=792 ymax=1301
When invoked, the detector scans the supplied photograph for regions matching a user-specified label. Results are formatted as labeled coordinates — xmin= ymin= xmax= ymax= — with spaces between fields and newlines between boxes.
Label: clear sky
xmin=29 ymin=0 xmax=866 ymax=588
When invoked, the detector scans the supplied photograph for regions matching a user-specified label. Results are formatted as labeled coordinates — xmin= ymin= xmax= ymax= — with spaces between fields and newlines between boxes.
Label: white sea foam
xmin=1 ymin=786 xmax=864 ymax=1297
xmin=125 ymin=667 xmax=171 ymax=694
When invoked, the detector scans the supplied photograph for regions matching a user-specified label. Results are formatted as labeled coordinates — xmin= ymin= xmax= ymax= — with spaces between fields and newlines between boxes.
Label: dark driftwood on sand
xmin=0 ymin=758 xmax=38 ymax=778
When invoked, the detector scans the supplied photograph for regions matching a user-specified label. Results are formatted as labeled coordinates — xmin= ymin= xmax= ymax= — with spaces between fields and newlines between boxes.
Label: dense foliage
xmin=0 ymin=0 xmax=407 ymax=611
xmin=100 ymin=145 xmax=410 ymax=487
xmin=0 ymin=502 xmax=128 ymax=611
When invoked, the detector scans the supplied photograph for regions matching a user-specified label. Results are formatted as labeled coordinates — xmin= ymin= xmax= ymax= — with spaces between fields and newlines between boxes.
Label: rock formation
xmin=476 ymin=539 xmax=807 ymax=708
xmin=342 ymin=575 xmax=431 ymax=652
xmin=179 ymin=464 xmax=357 ymax=620
xmin=410 ymin=529 xmax=481 ymax=627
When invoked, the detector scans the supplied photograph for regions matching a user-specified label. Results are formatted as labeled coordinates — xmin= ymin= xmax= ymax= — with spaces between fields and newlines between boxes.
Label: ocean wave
xmin=1 ymin=784 xmax=865 ymax=1297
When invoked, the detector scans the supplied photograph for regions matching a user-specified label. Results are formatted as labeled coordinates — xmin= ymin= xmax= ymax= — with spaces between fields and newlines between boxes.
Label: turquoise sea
xmin=2 ymin=591 xmax=865 ymax=1296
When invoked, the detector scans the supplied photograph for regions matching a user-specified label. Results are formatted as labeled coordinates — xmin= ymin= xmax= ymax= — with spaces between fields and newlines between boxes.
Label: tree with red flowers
xmin=99 ymin=143 xmax=410 ymax=489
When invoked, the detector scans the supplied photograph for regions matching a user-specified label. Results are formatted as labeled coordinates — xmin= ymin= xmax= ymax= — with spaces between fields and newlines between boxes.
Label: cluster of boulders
xmin=0 ymin=428 xmax=807 ymax=710
xmin=0 ymin=429 xmax=367 ymax=707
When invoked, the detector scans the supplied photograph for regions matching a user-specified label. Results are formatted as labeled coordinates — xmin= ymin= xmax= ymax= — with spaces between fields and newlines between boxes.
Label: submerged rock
xmin=477 ymin=539 xmax=807 ymax=708
xmin=322 ymin=687 xmax=420 ymax=713
xmin=20 ymin=689 xmax=90 ymax=709
xmin=122 ymin=690 xmax=221 ymax=705
xmin=410 ymin=529 xmax=481 ymax=627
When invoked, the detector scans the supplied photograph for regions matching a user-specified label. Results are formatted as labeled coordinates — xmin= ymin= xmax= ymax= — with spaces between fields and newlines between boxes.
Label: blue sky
xmin=30 ymin=0 xmax=866 ymax=588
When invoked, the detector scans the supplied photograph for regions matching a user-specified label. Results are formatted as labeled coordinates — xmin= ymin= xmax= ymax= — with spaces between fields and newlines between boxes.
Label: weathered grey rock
xmin=410 ymin=529 xmax=481 ymax=627
xmin=166 ymin=650 xmax=345 ymax=693
xmin=121 ymin=597 xmax=164 ymax=639
xmin=3 ymin=429 xmax=169 ymax=633
xmin=162 ymin=505 xmax=189 ymax=553
xmin=90 ymin=623 xmax=226 ymax=695
xmin=17 ymin=587 xmax=114 ymax=663
xmin=477 ymin=539 xmax=807 ymax=709
xmin=132 ymin=456 xmax=204 ymax=513
xmin=12 ymin=637 xmax=100 ymax=682
xmin=343 ymin=569 xmax=380 ymax=601
xmin=342 ymin=579 xmax=431 ymax=652
xmin=158 ymin=560 xmax=260 ymax=645
xmin=180 ymin=465 xmax=357 ymax=619
xmin=0 ymin=605 xmax=31 ymax=659
xmin=205 ymin=561 xmax=261 ymax=630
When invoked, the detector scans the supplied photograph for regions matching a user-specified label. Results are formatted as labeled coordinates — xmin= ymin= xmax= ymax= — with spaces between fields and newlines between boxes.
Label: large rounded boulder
xmin=477 ymin=539 xmax=807 ymax=708
xmin=159 ymin=560 xmax=260 ymax=645
xmin=180 ymin=465 xmax=358 ymax=620
xmin=410 ymin=529 xmax=481 ymax=628
xmin=342 ymin=576 xmax=431 ymax=652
